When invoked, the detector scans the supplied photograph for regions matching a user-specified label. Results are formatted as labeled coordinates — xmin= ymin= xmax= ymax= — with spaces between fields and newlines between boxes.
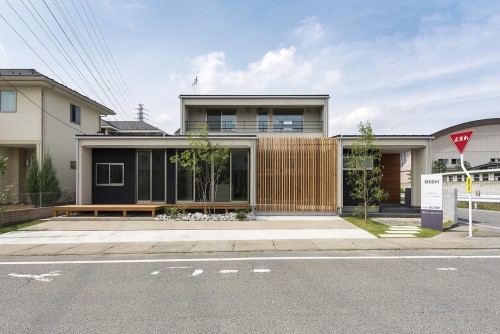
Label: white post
xmin=461 ymin=154 xmax=472 ymax=237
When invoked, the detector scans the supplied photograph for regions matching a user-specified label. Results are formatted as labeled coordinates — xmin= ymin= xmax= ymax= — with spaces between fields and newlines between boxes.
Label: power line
xmin=83 ymin=0 xmax=138 ymax=109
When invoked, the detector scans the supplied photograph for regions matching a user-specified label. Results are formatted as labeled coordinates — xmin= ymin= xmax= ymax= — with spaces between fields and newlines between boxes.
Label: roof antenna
xmin=192 ymin=76 xmax=198 ymax=94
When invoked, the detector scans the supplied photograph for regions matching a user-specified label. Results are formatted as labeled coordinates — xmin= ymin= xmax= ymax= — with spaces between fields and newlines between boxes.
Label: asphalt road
xmin=1 ymin=250 xmax=500 ymax=334
xmin=458 ymin=208 xmax=500 ymax=236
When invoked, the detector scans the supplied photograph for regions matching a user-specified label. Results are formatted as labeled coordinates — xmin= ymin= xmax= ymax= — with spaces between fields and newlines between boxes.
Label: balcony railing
xmin=186 ymin=121 xmax=324 ymax=133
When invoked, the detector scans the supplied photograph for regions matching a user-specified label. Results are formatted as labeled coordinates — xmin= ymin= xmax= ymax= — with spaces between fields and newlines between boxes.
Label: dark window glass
xmin=207 ymin=109 xmax=236 ymax=132
xmin=96 ymin=164 xmax=109 ymax=184
xmin=110 ymin=164 xmax=123 ymax=184
xmin=70 ymin=104 xmax=81 ymax=124
xmin=272 ymin=109 xmax=303 ymax=132
xmin=137 ymin=151 xmax=151 ymax=201
xmin=231 ymin=151 xmax=248 ymax=201
xmin=151 ymin=150 xmax=165 ymax=202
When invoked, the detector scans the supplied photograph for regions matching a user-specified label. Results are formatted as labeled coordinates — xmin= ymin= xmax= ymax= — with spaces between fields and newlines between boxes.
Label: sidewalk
xmin=0 ymin=217 xmax=499 ymax=256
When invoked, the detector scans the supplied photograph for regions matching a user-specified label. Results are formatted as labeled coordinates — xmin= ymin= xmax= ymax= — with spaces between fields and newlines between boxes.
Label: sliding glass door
xmin=137 ymin=150 xmax=165 ymax=202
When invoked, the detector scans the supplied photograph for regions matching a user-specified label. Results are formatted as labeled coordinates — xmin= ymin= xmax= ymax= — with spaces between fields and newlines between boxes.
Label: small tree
xmin=39 ymin=152 xmax=61 ymax=206
xmin=0 ymin=156 xmax=14 ymax=228
xmin=25 ymin=152 xmax=61 ymax=207
xmin=432 ymin=160 xmax=447 ymax=173
xmin=455 ymin=160 xmax=471 ymax=171
xmin=345 ymin=121 xmax=388 ymax=223
xmin=25 ymin=155 xmax=40 ymax=206
xmin=170 ymin=125 xmax=230 ymax=213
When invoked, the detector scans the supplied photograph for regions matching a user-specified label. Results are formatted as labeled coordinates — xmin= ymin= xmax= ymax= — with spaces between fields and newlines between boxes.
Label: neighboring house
xmin=76 ymin=94 xmax=433 ymax=213
xmin=0 ymin=69 xmax=115 ymax=203
xmin=100 ymin=120 xmax=166 ymax=136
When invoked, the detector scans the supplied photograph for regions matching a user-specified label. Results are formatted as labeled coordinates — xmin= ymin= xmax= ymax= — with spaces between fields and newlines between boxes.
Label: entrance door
xmin=137 ymin=150 xmax=165 ymax=202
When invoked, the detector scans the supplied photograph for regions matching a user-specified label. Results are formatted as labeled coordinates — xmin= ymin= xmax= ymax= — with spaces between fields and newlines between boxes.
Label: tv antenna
xmin=192 ymin=76 xmax=198 ymax=94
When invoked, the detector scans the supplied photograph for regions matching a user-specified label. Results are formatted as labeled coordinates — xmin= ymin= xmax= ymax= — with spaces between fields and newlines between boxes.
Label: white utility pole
xmin=461 ymin=154 xmax=473 ymax=237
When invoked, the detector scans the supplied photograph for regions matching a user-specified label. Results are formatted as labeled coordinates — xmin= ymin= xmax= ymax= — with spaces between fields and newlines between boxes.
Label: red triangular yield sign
xmin=449 ymin=130 xmax=474 ymax=154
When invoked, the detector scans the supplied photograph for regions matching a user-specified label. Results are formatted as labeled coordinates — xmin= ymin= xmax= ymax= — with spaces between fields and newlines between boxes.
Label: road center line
xmin=1 ymin=255 xmax=500 ymax=266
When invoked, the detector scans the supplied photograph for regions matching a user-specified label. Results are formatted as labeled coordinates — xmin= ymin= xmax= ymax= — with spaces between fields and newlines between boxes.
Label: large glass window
xmin=272 ymin=109 xmax=303 ymax=132
xmin=207 ymin=109 xmax=236 ymax=132
xmin=137 ymin=151 xmax=151 ymax=201
xmin=258 ymin=112 xmax=268 ymax=132
xmin=177 ymin=163 xmax=193 ymax=201
xmin=175 ymin=149 xmax=249 ymax=203
xmin=0 ymin=91 xmax=16 ymax=112
xmin=231 ymin=151 xmax=248 ymax=201
xmin=96 ymin=163 xmax=124 ymax=186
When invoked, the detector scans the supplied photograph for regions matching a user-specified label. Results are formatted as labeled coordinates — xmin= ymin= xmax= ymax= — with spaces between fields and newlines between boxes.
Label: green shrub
xmin=235 ymin=210 xmax=247 ymax=221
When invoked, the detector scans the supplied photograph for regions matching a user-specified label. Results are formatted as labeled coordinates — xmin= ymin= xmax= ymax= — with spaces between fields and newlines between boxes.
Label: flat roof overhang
xmin=75 ymin=135 xmax=257 ymax=149
xmin=335 ymin=135 xmax=434 ymax=154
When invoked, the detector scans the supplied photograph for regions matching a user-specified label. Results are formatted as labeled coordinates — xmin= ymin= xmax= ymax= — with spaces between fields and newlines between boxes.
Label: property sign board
xmin=449 ymin=130 xmax=474 ymax=154
xmin=421 ymin=174 xmax=443 ymax=231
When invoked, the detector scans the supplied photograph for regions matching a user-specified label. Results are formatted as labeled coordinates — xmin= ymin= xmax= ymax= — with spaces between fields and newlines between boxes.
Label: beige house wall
xmin=43 ymin=89 xmax=102 ymax=196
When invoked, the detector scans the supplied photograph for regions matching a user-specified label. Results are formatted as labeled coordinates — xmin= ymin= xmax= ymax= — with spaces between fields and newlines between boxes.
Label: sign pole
xmin=461 ymin=153 xmax=472 ymax=237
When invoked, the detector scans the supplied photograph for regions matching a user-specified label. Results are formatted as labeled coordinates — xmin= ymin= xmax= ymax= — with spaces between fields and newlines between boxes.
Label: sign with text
xmin=466 ymin=177 xmax=472 ymax=193
xmin=421 ymin=174 xmax=443 ymax=231
xmin=449 ymin=130 xmax=474 ymax=154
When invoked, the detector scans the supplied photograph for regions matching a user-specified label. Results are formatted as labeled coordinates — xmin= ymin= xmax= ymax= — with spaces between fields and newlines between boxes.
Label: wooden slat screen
xmin=256 ymin=138 xmax=338 ymax=212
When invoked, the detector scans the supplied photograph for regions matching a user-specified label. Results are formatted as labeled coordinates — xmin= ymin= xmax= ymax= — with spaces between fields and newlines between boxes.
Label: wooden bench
xmin=164 ymin=203 xmax=251 ymax=214
xmin=52 ymin=204 xmax=164 ymax=218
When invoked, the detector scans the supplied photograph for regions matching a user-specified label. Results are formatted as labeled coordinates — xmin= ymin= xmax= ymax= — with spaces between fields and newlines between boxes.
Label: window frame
xmin=95 ymin=163 xmax=124 ymax=186
xmin=70 ymin=104 xmax=81 ymax=125
xmin=0 ymin=90 xmax=17 ymax=112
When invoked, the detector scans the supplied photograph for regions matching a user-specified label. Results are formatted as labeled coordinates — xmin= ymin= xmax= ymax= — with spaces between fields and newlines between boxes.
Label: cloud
xmin=293 ymin=16 xmax=325 ymax=44
xmin=181 ymin=47 xmax=313 ymax=94
xmin=330 ymin=106 xmax=380 ymax=131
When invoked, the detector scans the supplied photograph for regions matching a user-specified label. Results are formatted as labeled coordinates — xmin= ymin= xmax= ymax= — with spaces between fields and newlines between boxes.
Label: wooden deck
xmin=52 ymin=204 xmax=164 ymax=218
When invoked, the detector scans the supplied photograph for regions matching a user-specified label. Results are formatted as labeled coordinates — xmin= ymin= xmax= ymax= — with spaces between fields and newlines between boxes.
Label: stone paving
xmin=0 ymin=217 xmax=498 ymax=256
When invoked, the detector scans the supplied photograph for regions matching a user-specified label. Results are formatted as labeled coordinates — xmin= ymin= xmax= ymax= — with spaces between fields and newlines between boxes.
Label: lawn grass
xmin=342 ymin=216 xmax=389 ymax=236
xmin=343 ymin=216 xmax=443 ymax=238
xmin=0 ymin=220 xmax=44 ymax=234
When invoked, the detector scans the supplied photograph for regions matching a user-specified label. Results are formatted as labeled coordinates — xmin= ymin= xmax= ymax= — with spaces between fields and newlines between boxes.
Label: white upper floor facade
xmin=179 ymin=95 xmax=330 ymax=138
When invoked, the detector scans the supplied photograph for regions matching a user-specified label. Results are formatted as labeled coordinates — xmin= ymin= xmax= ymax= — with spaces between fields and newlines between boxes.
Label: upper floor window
xmin=207 ymin=109 xmax=236 ymax=132
xmin=272 ymin=109 xmax=303 ymax=132
xmin=70 ymin=104 xmax=81 ymax=124
xmin=0 ymin=91 xmax=16 ymax=112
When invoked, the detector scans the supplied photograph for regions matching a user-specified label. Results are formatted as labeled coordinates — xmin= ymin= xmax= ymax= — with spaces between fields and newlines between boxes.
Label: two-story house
xmin=0 ymin=69 xmax=115 ymax=203
xmin=75 ymin=95 xmax=335 ymax=212
xmin=75 ymin=94 xmax=432 ymax=214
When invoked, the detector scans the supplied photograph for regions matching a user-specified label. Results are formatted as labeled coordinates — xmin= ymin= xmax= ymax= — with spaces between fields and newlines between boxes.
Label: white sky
xmin=1 ymin=0 xmax=500 ymax=135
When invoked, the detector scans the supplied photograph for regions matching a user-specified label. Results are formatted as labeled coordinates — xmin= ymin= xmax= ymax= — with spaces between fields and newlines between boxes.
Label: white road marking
xmin=437 ymin=268 xmax=458 ymax=271
xmin=458 ymin=221 xmax=500 ymax=230
xmin=9 ymin=270 xmax=61 ymax=282
xmin=1 ymin=255 xmax=500 ymax=266
xmin=191 ymin=269 xmax=203 ymax=276
xmin=167 ymin=266 xmax=191 ymax=269
xmin=252 ymin=269 xmax=271 ymax=273
xmin=219 ymin=269 xmax=238 ymax=274
xmin=150 ymin=271 xmax=160 ymax=275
